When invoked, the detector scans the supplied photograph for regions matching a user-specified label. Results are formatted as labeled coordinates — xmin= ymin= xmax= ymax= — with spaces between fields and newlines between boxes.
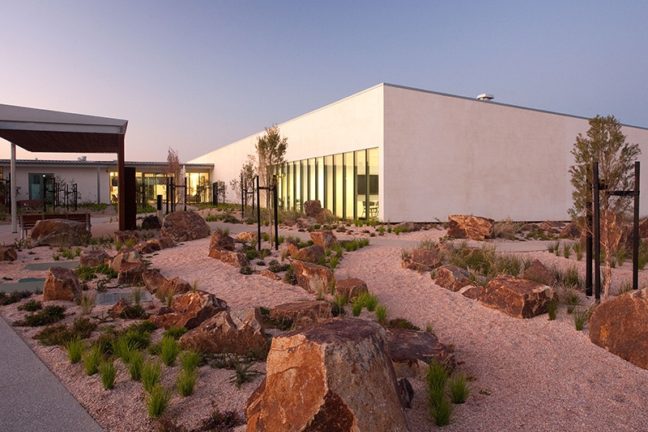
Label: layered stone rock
xmin=294 ymin=244 xmax=325 ymax=264
xmin=589 ymin=288 xmax=648 ymax=370
xmin=161 ymin=211 xmax=210 ymax=242
xmin=140 ymin=215 xmax=162 ymax=230
xmin=402 ymin=247 xmax=442 ymax=272
xmin=459 ymin=285 xmax=482 ymax=300
xmin=246 ymin=318 xmax=409 ymax=432
xmin=310 ymin=230 xmax=337 ymax=249
xmin=269 ymin=300 xmax=332 ymax=330
xmin=260 ymin=269 xmax=281 ymax=281
xmin=291 ymin=260 xmax=334 ymax=294
xmin=479 ymin=275 xmax=555 ymax=318
xmin=142 ymin=269 xmax=167 ymax=294
xmin=522 ymin=259 xmax=555 ymax=286
xmin=209 ymin=248 xmax=249 ymax=268
xmin=386 ymin=328 xmax=455 ymax=378
xmin=111 ymin=251 xmax=146 ymax=285
xmin=135 ymin=239 xmax=162 ymax=254
xmin=447 ymin=215 xmax=494 ymax=241
xmin=334 ymin=278 xmax=369 ymax=300
xmin=79 ymin=248 xmax=109 ymax=267
xmin=180 ymin=308 xmax=267 ymax=355
xmin=303 ymin=199 xmax=323 ymax=218
xmin=0 ymin=245 xmax=18 ymax=262
xmin=43 ymin=267 xmax=81 ymax=302
xmin=235 ymin=231 xmax=256 ymax=243
xmin=31 ymin=219 xmax=90 ymax=247
xmin=210 ymin=230 xmax=236 ymax=251
xmin=434 ymin=265 xmax=471 ymax=292
xmin=149 ymin=291 xmax=228 ymax=329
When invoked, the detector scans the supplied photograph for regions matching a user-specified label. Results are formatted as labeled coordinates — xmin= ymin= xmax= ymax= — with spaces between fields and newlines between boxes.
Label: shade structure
xmin=0 ymin=103 xmax=131 ymax=232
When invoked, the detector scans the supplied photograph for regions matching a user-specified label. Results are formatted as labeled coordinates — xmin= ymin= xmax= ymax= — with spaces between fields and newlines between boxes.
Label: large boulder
xmin=43 ymin=267 xmax=81 ymax=302
xmin=434 ymin=265 xmax=471 ymax=292
xmin=179 ymin=308 xmax=267 ymax=355
xmin=386 ymin=328 xmax=455 ymax=378
xmin=402 ymin=247 xmax=442 ymax=272
xmin=142 ymin=269 xmax=167 ymax=294
xmin=80 ymin=248 xmax=109 ymax=267
xmin=31 ymin=219 xmax=90 ymax=247
xmin=0 ymin=245 xmax=18 ymax=262
xmin=246 ymin=318 xmax=409 ymax=432
xmin=522 ymin=259 xmax=555 ymax=286
xmin=161 ymin=211 xmax=210 ymax=242
xmin=111 ymin=251 xmax=146 ymax=285
xmin=589 ymin=289 xmax=648 ymax=370
xmin=479 ymin=275 xmax=555 ymax=318
xmin=149 ymin=291 xmax=228 ymax=329
xmin=209 ymin=248 xmax=249 ymax=268
xmin=334 ymin=278 xmax=369 ymax=300
xmin=140 ymin=215 xmax=161 ymax=230
xmin=294 ymin=244 xmax=325 ymax=264
xmin=310 ymin=231 xmax=337 ymax=249
xmin=135 ymin=239 xmax=162 ymax=254
xmin=303 ymin=200 xmax=323 ymax=218
xmin=269 ymin=300 xmax=332 ymax=330
xmin=210 ymin=230 xmax=236 ymax=251
xmin=447 ymin=215 xmax=494 ymax=241
xmin=291 ymin=260 xmax=334 ymax=294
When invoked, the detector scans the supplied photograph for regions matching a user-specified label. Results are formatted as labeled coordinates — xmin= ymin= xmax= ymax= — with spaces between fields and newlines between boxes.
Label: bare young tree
xmin=569 ymin=115 xmax=640 ymax=299
xmin=166 ymin=148 xmax=182 ymax=204
xmin=230 ymin=155 xmax=257 ymax=202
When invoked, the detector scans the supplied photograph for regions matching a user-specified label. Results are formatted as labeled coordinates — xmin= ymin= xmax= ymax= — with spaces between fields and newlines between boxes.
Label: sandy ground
xmin=3 ymin=222 xmax=648 ymax=431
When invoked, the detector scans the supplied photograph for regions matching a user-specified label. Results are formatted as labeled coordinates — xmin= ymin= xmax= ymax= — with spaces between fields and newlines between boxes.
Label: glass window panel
xmin=309 ymin=158 xmax=316 ymax=202
xmin=355 ymin=150 xmax=367 ymax=219
xmin=325 ymin=155 xmax=334 ymax=212
xmin=301 ymin=160 xmax=308 ymax=210
xmin=368 ymin=148 xmax=379 ymax=219
xmin=294 ymin=161 xmax=301 ymax=211
xmin=344 ymin=152 xmax=354 ymax=220
xmin=317 ymin=157 xmax=324 ymax=204
xmin=334 ymin=154 xmax=344 ymax=218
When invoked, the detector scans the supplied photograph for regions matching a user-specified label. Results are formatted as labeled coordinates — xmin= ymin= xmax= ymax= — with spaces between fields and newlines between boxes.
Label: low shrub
xmin=34 ymin=317 xmax=97 ymax=346
xmin=0 ymin=291 xmax=32 ymax=306
xmin=119 ymin=304 xmax=148 ymax=319
xmin=99 ymin=360 xmax=117 ymax=390
xmin=240 ymin=265 xmax=253 ymax=275
xmin=283 ymin=266 xmax=298 ymax=285
xmin=387 ymin=318 xmax=420 ymax=330
xmin=16 ymin=305 xmax=66 ymax=327
xmin=18 ymin=299 xmax=42 ymax=312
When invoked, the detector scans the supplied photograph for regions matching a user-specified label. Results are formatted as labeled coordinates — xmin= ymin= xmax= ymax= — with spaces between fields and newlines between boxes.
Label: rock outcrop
xmin=479 ymin=275 xmax=555 ymax=318
xmin=0 ymin=245 xmax=18 ymax=261
xmin=291 ymin=260 xmax=334 ymax=294
xmin=161 ymin=211 xmax=210 ymax=242
xmin=386 ymin=328 xmax=455 ymax=378
xmin=303 ymin=200 xmax=323 ymax=218
xmin=402 ymin=247 xmax=442 ymax=272
xmin=447 ymin=215 xmax=494 ymax=241
xmin=43 ymin=267 xmax=81 ymax=302
xmin=589 ymin=288 xmax=648 ymax=370
xmin=294 ymin=244 xmax=325 ymax=264
xmin=149 ymin=291 xmax=228 ymax=329
xmin=269 ymin=300 xmax=332 ymax=330
xmin=246 ymin=318 xmax=409 ymax=432
xmin=209 ymin=249 xmax=249 ymax=268
xmin=310 ymin=230 xmax=337 ymax=249
xmin=80 ymin=248 xmax=109 ymax=267
xmin=111 ymin=251 xmax=146 ymax=285
xmin=522 ymin=259 xmax=555 ymax=286
xmin=31 ymin=219 xmax=90 ymax=247
xmin=140 ymin=215 xmax=161 ymax=230
xmin=210 ymin=230 xmax=236 ymax=251
xmin=334 ymin=278 xmax=369 ymax=300
xmin=180 ymin=308 xmax=267 ymax=355
xmin=434 ymin=265 xmax=471 ymax=292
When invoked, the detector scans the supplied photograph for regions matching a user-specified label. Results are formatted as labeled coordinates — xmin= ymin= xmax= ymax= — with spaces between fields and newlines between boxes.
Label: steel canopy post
xmin=256 ymin=176 xmax=261 ymax=252
xmin=10 ymin=142 xmax=17 ymax=233
xmin=633 ymin=161 xmax=640 ymax=290
xmin=273 ymin=177 xmax=279 ymax=251
xmin=593 ymin=162 xmax=601 ymax=302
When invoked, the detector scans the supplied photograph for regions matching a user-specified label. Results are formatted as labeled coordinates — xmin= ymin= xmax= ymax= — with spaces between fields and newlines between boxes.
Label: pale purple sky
xmin=1 ymin=0 xmax=647 ymax=162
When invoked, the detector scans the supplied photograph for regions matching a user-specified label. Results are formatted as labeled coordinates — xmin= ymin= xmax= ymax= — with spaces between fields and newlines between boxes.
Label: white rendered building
xmin=195 ymin=83 xmax=648 ymax=222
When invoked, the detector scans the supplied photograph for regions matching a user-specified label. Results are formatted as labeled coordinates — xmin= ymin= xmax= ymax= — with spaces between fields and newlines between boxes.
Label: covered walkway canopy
xmin=0 ymin=103 xmax=132 ymax=232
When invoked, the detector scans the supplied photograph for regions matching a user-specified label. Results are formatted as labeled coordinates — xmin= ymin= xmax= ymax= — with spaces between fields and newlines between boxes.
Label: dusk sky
xmin=1 ymin=0 xmax=647 ymax=162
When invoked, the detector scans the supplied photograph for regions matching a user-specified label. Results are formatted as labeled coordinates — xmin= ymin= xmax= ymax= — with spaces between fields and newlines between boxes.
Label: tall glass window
xmin=301 ymin=160 xmax=308 ymax=208
xmin=308 ymin=158 xmax=316 ymax=201
xmin=325 ymin=155 xmax=333 ymax=211
xmin=344 ymin=152 xmax=354 ymax=220
xmin=367 ymin=148 xmax=379 ymax=218
xmin=334 ymin=154 xmax=344 ymax=218
xmin=355 ymin=150 xmax=367 ymax=219
xmin=317 ymin=157 xmax=324 ymax=204
xmin=294 ymin=161 xmax=301 ymax=211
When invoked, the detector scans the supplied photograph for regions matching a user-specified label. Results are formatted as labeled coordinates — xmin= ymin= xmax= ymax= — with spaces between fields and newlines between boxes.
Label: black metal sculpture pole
xmin=165 ymin=178 xmax=169 ymax=214
xmin=593 ymin=161 xmax=601 ymax=302
xmin=240 ymin=173 xmax=244 ymax=219
xmin=273 ymin=176 xmax=279 ymax=251
xmin=42 ymin=175 xmax=47 ymax=213
xmin=184 ymin=176 xmax=187 ymax=212
xmin=65 ymin=183 xmax=69 ymax=211
xmin=633 ymin=161 xmax=640 ymax=290
xmin=256 ymin=176 xmax=261 ymax=251
xmin=585 ymin=171 xmax=593 ymax=296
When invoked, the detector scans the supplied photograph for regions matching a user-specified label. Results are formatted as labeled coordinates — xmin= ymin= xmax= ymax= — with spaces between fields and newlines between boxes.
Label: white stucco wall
xmin=190 ymin=85 xmax=384 ymax=208
xmin=383 ymin=84 xmax=648 ymax=221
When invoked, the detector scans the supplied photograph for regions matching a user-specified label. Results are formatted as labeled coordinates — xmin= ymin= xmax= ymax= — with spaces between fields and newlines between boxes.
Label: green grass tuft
xmin=448 ymin=374 xmax=470 ymax=404
xmin=83 ymin=346 xmax=102 ymax=376
xmin=375 ymin=304 xmax=388 ymax=324
xmin=176 ymin=369 xmax=197 ymax=397
xmin=142 ymin=360 xmax=161 ymax=393
xmin=160 ymin=335 xmax=180 ymax=366
xmin=99 ymin=360 xmax=116 ymax=390
xmin=66 ymin=338 xmax=83 ymax=364
xmin=129 ymin=350 xmax=144 ymax=381
xmin=180 ymin=351 xmax=201 ymax=372
xmin=146 ymin=385 xmax=170 ymax=418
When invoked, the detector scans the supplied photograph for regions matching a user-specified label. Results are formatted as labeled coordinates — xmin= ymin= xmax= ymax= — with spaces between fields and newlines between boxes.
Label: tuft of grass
xmin=160 ymin=336 xmax=180 ymax=366
xmin=176 ymin=369 xmax=197 ymax=397
xmin=16 ymin=305 xmax=66 ymax=327
xmin=229 ymin=362 xmax=262 ymax=388
xmin=180 ymin=351 xmax=201 ymax=372
xmin=83 ymin=346 xmax=102 ymax=376
xmin=427 ymin=360 xmax=452 ymax=426
xmin=99 ymin=360 xmax=116 ymax=390
xmin=146 ymin=385 xmax=170 ymax=418
xmin=352 ymin=292 xmax=379 ymax=313
xmin=142 ymin=360 xmax=162 ymax=393
xmin=79 ymin=292 xmax=95 ymax=315
xmin=563 ymin=289 xmax=581 ymax=314
xmin=547 ymin=240 xmax=560 ymax=254
xmin=562 ymin=243 xmax=572 ymax=259
xmin=163 ymin=326 xmax=187 ymax=340
xmin=547 ymin=299 xmax=558 ymax=321
xmin=448 ymin=374 xmax=470 ymax=404
xmin=131 ymin=286 xmax=143 ymax=306
xmin=574 ymin=308 xmax=591 ymax=331
xmin=113 ymin=335 xmax=136 ymax=364
xmin=18 ymin=299 xmax=42 ymax=312
xmin=129 ymin=350 xmax=144 ymax=381
xmin=375 ymin=304 xmax=388 ymax=324
xmin=387 ymin=318 xmax=420 ymax=330
xmin=573 ymin=242 xmax=583 ymax=261
xmin=351 ymin=302 xmax=363 ymax=316
xmin=66 ymin=338 xmax=83 ymax=364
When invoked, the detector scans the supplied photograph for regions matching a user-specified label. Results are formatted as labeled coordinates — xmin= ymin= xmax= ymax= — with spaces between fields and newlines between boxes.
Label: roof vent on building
xmin=476 ymin=93 xmax=494 ymax=101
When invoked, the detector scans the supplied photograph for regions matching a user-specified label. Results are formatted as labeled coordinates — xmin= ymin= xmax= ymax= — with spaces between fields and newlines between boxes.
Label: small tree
xmin=569 ymin=115 xmax=640 ymax=299
xmin=256 ymin=125 xmax=287 ymax=208
xmin=230 ymin=155 xmax=257 ymax=203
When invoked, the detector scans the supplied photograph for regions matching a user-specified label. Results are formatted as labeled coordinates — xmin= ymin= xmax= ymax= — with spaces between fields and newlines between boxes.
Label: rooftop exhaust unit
xmin=476 ymin=93 xmax=494 ymax=101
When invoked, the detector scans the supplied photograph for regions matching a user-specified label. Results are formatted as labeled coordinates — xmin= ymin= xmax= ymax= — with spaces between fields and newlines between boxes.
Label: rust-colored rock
xmin=523 ymin=259 xmax=555 ymax=286
xmin=158 ymin=236 xmax=176 ymax=249
xmin=80 ymin=248 xmax=109 ymax=267
xmin=31 ymin=219 xmax=90 ymax=247
xmin=269 ymin=300 xmax=332 ymax=330
xmin=235 ymin=231 xmax=256 ymax=243
xmin=335 ymin=278 xmax=369 ymax=300
xmin=149 ymin=290 xmax=228 ymax=329
xmin=479 ymin=275 xmax=555 ymax=318
xmin=142 ymin=269 xmax=167 ymax=294
xmin=386 ymin=328 xmax=455 ymax=378
xmin=246 ymin=318 xmax=409 ymax=432
xmin=447 ymin=215 xmax=494 ymax=241
xmin=158 ymin=276 xmax=192 ymax=299
xmin=0 ymin=245 xmax=18 ymax=261
xmin=280 ymin=242 xmax=300 ymax=259
xmin=210 ymin=230 xmax=235 ymax=251
xmin=260 ymin=269 xmax=281 ymax=281
xmin=140 ymin=215 xmax=161 ymax=230
xmin=434 ymin=265 xmax=471 ymax=292
xmin=108 ymin=298 xmax=130 ymax=318
xmin=209 ymin=248 xmax=249 ymax=268
xmin=180 ymin=308 xmax=267 ymax=355
xmin=459 ymin=285 xmax=482 ymax=300
xmin=43 ymin=267 xmax=81 ymax=302
xmin=291 ymin=260 xmax=334 ymax=294
xmin=589 ymin=288 xmax=648 ymax=370
xmin=294 ymin=244 xmax=325 ymax=264
xmin=639 ymin=218 xmax=648 ymax=238
xmin=310 ymin=230 xmax=337 ymax=249
xmin=111 ymin=251 xmax=145 ymax=285
xmin=402 ymin=247 xmax=442 ymax=272
xmin=161 ymin=211 xmax=210 ymax=242
xmin=303 ymin=200 xmax=323 ymax=218
xmin=135 ymin=239 xmax=162 ymax=254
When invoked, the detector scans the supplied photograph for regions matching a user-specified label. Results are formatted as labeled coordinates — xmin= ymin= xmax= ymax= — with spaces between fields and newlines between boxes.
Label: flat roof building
xmin=191 ymin=83 xmax=648 ymax=222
